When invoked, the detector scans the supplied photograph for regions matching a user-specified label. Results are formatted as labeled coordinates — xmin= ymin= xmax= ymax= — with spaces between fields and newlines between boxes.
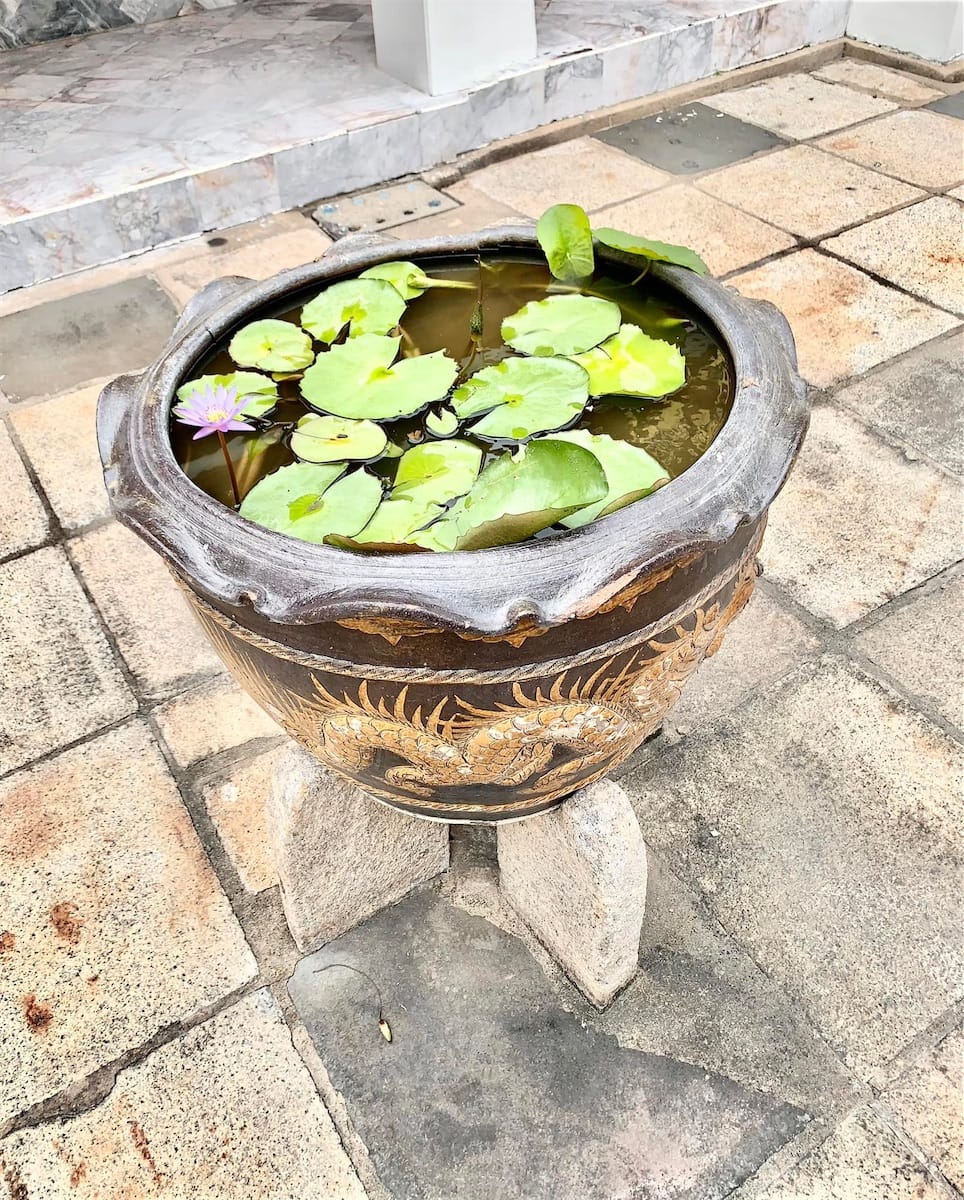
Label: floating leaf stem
xmin=312 ymin=963 xmax=393 ymax=1042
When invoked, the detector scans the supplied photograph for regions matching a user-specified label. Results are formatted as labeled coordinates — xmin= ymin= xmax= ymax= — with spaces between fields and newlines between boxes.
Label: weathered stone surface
xmin=201 ymin=746 xmax=284 ymax=893
xmin=824 ymin=197 xmax=964 ymax=315
xmin=707 ymin=73 xmax=896 ymax=139
xmin=0 ymin=723 xmax=256 ymax=1124
xmin=70 ymin=522 xmax=221 ymax=702
xmin=883 ymin=1026 xmax=963 ymax=1190
xmin=289 ymin=889 xmax=807 ymax=1200
xmin=395 ymin=181 xmax=524 ymax=239
xmin=498 ymin=778 xmax=647 ymax=1008
xmin=731 ymin=249 xmax=958 ymax=388
xmin=761 ymin=1106 xmax=948 ymax=1199
xmin=812 ymin=59 xmax=944 ymax=104
xmin=0 ymin=546 xmax=135 ymax=775
xmin=818 ymin=109 xmax=964 ymax=189
xmin=761 ymin=405 xmax=961 ymax=627
xmin=152 ymin=675 xmax=283 ymax=768
xmin=830 ymin=331 xmax=964 ymax=474
xmin=268 ymin=745 xmax=449 ymax=951
xmin=622 ymin=656 xmax=964 ymax=1079
xmin=0 ymin=277 xmax=177 ymax=402
xmin=0 ymin=991 xmax=365 ymax=1199
xmin=855 ymin=571 xmax=963 ymax=729
xmin=0 ymin=423 xmax=48 ymax=558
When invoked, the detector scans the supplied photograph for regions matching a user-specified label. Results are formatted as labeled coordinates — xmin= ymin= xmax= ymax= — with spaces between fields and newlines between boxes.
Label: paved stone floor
xmin=0 ymin=54 xmax=962 ymax=1200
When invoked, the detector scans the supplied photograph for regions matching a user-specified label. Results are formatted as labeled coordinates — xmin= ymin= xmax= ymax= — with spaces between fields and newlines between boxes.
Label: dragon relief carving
xmin=193 ymin=556 xmax=757 ymax=812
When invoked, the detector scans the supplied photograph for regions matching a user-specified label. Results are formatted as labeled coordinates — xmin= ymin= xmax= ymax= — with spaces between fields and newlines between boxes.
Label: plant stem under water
xmin=218 ymin=430 xmax=242 ymax=507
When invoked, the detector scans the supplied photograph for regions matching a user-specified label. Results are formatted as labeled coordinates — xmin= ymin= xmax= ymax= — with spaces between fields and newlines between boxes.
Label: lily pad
xmin=177 ymin=371 xmax=279 ymax=419
xmin=228 ymin=320 xmax=315 ymax=372
xmin=570 ymin=323 xmax=685 ymax=398
xmin=594 ymin=228 xmax=709 ymax=276
xmin=300 ymin=334 xmax=458 ymax=420
xmin=502 ymin=294 xmax=621 ymax=357
xmin=360 ymin=261 xmax=475 ymax=301
xmin=412 ymin=439 xmax=607 ymax=552
xmin=537 ymin=204 xmax=594 ymax=284
xmin=239 ymin=461 xmax=381 ymax=543
xmin=451 ymin=356 xmax=589 ymax=442
xmin=424 ymin=407 xmax=459 ymax=438
xmin=290 ymin=415 xmax=388 ymax=464
xmin=548 ymin=429 xmax=670 ymax=528
xmin=301 ymin=279 xmax=406 ymax=344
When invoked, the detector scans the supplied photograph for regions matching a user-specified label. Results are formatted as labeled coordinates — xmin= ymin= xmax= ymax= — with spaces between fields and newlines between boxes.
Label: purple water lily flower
xmin=173 ymin=382 xmax=255 ymax=440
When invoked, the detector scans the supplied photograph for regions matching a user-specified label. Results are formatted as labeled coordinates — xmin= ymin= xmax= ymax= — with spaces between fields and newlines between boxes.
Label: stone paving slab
xmin=200 ymin=747 xmax=285 ymax=894
xmin=152 ymin=675 xmax=283 ymax=769
xmin=927 ymin=91 xmax=964 ymax=119
xmin=731 ymin=249 xmax=959 ymax=388
xmin=593 ymin=183 xmax=795 ymax=276
xmin=0 ymin=423 xmax=48 ymax=559
xmin=817 ymin=109 xmax=964 ymax=189
xmin=811 ymin=59 xmax=945 ymax=104
xmin=0 ymin=991 xmax=365 ymax=1199
xmin=829 ymin=331 xmax=964 ymax=474
xmin=760 ymin=404 xmax=961 ymax=628
xmin=0 ymin=546 xmax=135 ymax=776
xmin=392 ymin=182 xmax=526 ymax=240
xmin=697 ymin=144 xmax=925 ymax=240
xmin=823 ymin=197 xmax=964 ymax=315
xmin=69 ymin=522 xmax=222 ymax=703
xmin=290 ymin=888 xmax=808 ymax=1200
xmin=0 ymin=277 xmax=178 ymax=403
xmin=0 ymin=722 xmax=257 ymax=1125
xmin=623 ymin=656 xmax=964 ymax=1080
xmin=706 ymin=73 xmax=897 ymax=139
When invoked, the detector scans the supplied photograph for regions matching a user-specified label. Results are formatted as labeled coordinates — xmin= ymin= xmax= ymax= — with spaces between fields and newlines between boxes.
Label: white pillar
xmin=847 ymin=0 xmax=964 ymax=64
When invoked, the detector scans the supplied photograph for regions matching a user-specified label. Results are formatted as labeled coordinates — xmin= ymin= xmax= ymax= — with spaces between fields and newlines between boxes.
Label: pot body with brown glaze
xmin=97 ymin=226 xmax=808 ymax=823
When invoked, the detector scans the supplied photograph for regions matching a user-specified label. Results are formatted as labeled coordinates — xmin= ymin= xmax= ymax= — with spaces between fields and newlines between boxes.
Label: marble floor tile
xmin=706 ymin=73 xmax=897 ymax=140
xmin=817 ymin=109 xmax=964 ymax=190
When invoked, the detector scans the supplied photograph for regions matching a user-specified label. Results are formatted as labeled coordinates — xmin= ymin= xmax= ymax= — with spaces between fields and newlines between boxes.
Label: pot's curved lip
xmin=99 ymin=224 xmax=808 ymax=633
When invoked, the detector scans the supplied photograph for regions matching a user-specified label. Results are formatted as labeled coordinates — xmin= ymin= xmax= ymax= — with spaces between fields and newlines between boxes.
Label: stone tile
xmin=830 ymin=330 xmax=964 ymax=474
xmin=457 ymin=137 xmax=669 ymax=218
xmin=731 ymin=250 xmax=958 ymax=388
xmin=0 ymin=253 xmax=156 ymax=319
xmin=698 ymin=145 xmax=925 ymax=240
xmin=595 ymin=103 xmax=786 ymax=176
xmin=153 ymin=675 xmax=283 ymax=769
xmin=623 ymin=656 xmax=964 ymax=1079
xmin=0 ymin=423 xmax=48 ymax=558
xmin=289 ymin=889 xmax=807 ymax=1200
xmin=593 ymin=184 xmax=795 ymax=275
xmin=394 ymin=182 xmax=526 ymax=240
xmin=812 ymin=59 xmax=945 ymax=105
xmin=818 ymin=110 xmax=964 ymax=189
xmin=824 ymin=197 xmax=964 ymax=314
xmin=69 ymin=522 xmax=222 ymax=703
xmin=927 ymin=91 xmax=964 ymax=119
xmin=0 ymin=723 xmax=257 ymax=1124
xmin=762 ymin=1106 xmax=949 ymax=1198
xmin=0 ymin=991 xmax=365 ymax=1199
xmin=10 ymin=381 xmax=110 ymax=532
xmin=854 ymin=572 xmax=964 ymax=729
xmin=200 ymin=747 xmax=284 ymax=894
xmin=187 ymin=155 xmax=281 ymax=232
xmin=0 ymin=277 xmax=177 ymax=402
xmin=951 ymin=185 xmax=964 ymax=201
xmin=706 ymin=73 xmax=897 ymax=140
xmin=883 ymin=1027 xmax=963 ymax=1189
xmin=762 ymin=406 xmax=961 ymax=627
xmin=0 ymin=547 xmax=135 ymax=776
xmin=312 ymin=179 xmax=459 ymax=238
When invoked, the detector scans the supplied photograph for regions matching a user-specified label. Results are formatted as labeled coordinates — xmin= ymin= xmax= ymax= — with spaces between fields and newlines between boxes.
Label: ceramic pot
xmin=97 ymin=226 xmax=808 ymax=822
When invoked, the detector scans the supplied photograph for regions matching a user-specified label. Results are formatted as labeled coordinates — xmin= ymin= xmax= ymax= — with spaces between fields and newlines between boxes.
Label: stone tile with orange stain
xmin=817 ymin=109 xmax=964 ymax=190
xmin=730 ymin=249 xmax=959 ymax=388
xmin=0 ymin=991 xmax=365 ymax=1198
xmin=0 ymin=723 xmax=256 ymax=1125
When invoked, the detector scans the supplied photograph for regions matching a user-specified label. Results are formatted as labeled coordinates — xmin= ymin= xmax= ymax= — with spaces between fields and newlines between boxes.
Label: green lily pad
xmin=228 ymin=320 xmax=315 ymax=372
xmin=290 ymin=415 xmax=388 ymax=464
xmin=537 ymin=204 xmax=594 ymax=284
xmin=301 ymin=279 xmax=406 ymax=344
xmin=176 ymin=371 xmax=279 ymax=419
xmin=360 ymin=261 xmax=475 ymax=301
xmin=300 ymin=334 xmax=458 ymax=420
xmin=593 ymin=228 xmax=709 ymax=276
xmin=424 ymin=407 xmax=459 ymax=438
xmin=502 ymin=294 xmax=621 ymax=357
xmin=547 ymin=429 xmax=670 ymax=528
xmin=239 ymin=461 xmax=381 ymax=543
xmin=570 ymin=324 xmax=685 ymax=398
xmin=412 ymin=439 xmax=607 ymax=552
xmin=451 ymin=356 xmax=589 ymax=442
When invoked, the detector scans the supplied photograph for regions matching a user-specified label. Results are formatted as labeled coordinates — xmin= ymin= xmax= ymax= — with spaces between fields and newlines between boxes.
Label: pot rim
xmin=98 ymin=223 xmax=808 ymax=633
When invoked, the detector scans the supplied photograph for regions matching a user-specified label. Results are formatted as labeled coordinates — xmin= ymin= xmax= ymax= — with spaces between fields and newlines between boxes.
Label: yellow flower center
xmin=206 ymin=407 xmax=229 ymax=422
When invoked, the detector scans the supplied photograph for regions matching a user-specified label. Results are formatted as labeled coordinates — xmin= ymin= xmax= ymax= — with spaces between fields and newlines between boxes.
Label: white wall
xmin=847 ymin=0 xmax=964 ymax=63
